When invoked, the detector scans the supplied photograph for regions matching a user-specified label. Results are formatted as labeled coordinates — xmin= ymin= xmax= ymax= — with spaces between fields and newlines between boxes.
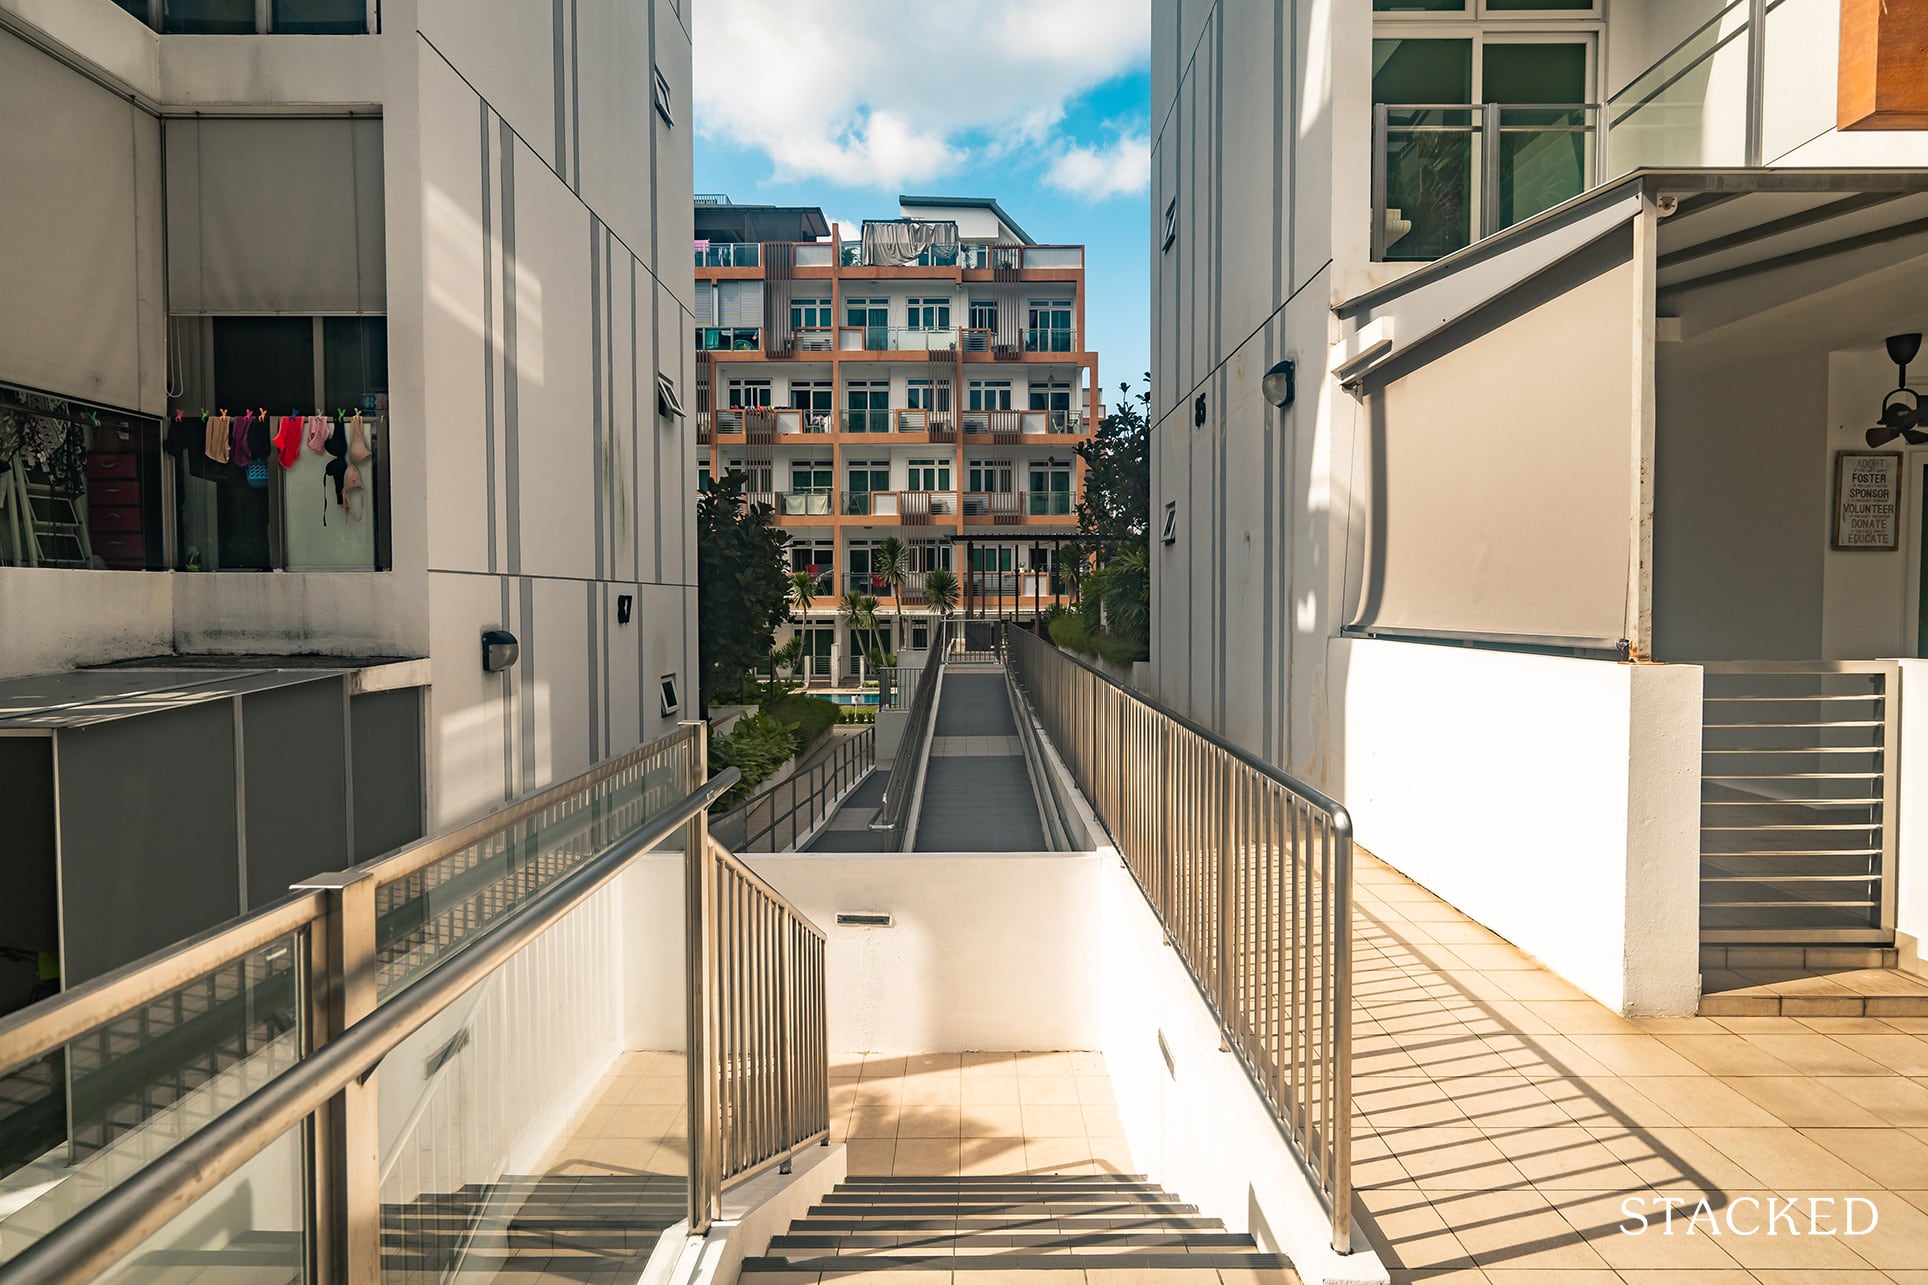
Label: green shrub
xmin=839 ymin=705 xmax=876 ymax=725
xmin=759 ymin=693 xmax=840 ymax=753
xmin=1049 ymin=613 xmax=1148 ymax=668
xmin=709 ymin=712 xmax=797 ymax=810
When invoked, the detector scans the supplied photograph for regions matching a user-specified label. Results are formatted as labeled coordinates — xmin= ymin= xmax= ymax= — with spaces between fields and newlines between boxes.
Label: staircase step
xmin=770 ymin=1231 xmax=1257 ymax=1252
xmin=742 ymin=1251 xmax=1292 ymax=1273
xmin=788 ymin=1216 xmax=1230 ymax=1233
xmin=838 ymin=1174 xmax=1150 ymax=1184
xmin=806 ymin=1202 xmax=1202 ymax=1217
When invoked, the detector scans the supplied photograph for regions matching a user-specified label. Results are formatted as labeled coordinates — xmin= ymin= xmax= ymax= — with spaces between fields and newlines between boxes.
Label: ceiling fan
xmin=1865 ymin=332 xmax=1928 ymax=448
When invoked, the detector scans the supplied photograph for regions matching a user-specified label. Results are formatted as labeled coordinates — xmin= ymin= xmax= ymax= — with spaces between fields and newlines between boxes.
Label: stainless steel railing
xmin=710 ymin=726 xmax=875 ymax=852
xmin=689 ymin=837 xmax=830 ymax=1226
xmin=0 ymin=716 xmax=834 ymax=1280
xmin=871 ymin=618 xmax=951 ymax=849
xmin=1003 ymin=624 xmax=1355 ymax=1251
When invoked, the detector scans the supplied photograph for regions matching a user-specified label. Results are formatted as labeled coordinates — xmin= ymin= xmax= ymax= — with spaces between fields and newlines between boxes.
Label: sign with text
xmin=1832 ymin=450 xmax=1902 ymax=551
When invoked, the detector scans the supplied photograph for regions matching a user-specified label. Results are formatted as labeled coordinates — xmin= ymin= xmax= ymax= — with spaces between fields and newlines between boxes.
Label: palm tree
xmin=873 ymin=535 xmax=908 ymax=655
xmin=789 ymin=569 xmax=818 ymax=617
xmin=838 ymin=590 xmax=881 ymax=680
xmin=922 ymin=567 xmax=959 ymax=620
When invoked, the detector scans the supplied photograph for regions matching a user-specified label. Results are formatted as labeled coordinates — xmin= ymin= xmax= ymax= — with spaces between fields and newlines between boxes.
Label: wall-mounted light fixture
xmin=481 ymin=628 xmax=519 ymax=674
xmin=1262 ymin=358 xmax=1296 ymax=409
xmin=1193 ymin=394 xmax=1207 ymax=427
xmin=617 ymin=593 xmax=634 ymax=624
xmin=1866 ymin=333 xmax=1928 ymax=447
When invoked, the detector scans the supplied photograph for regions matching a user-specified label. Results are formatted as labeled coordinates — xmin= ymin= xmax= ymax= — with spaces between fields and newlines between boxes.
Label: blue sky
xmin=691 ymin=0 xmax=1152 ymax=405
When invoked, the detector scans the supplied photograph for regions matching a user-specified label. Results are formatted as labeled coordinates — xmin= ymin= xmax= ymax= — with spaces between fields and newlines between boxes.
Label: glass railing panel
xmin=1761 ymin=0 xmax=1836 ymax=161
xmin=1496 ymin=105 xmax=1598 ymax=231
xmin=1606 ymin=0 xmax=1751 ymax=175
xmin=99 ymin=1121 xmax=309 ymax=1283
xmin=693 ymin=244 xmax=760 ymax=268
xmin=0 ymin=929 xmax=308 ymax=1268
xmin=372 ymin=736 xmax=695 ymax=999
xmin=1378 ymin=106 xmax=1478 ymax=262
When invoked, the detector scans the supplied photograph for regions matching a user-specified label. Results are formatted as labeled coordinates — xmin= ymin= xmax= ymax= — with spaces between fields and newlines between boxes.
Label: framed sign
xmin=1832 ymin=450 xmax=1902 ymax=551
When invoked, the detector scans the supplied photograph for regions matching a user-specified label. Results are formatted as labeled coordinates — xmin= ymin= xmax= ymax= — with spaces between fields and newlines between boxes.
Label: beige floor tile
xmin=958 ymin=1134 xmax=1028 ymax=1174
xmin=891 ymin=1137 xmax=960 ymax=1176
xmin=1074 ymin=1075 xmax=1117 ymax=1105
xmin=1694 ymin=1127 xmax=1878 ymax=1187
xmin=1012 ymin=1051 xmax=1082 ymax=1076
xmin=1424 ymin=1187 xmax=1610 ymax=1271
xmin=842 ymin=1138 xmax=894 ymax=1175
xmin=1015 ymin=1076 xmax=1081 ymax=1105
xmin=1727 ymin=1075 xmax=1888 ymax=1127
xmin=1018 ymin=1103 xmax=1088 ymax=1137
xmin=621 ymin=1074 xmax=685 ymax=1105
xmin=1379 ymin=1126 xmax=1529 ymax=1190
xmin=1750 ymin=1272 xmax=1892 ymax=1285
xmin=1832 ymin=1190 xmax=1928 ymax=1273
xmin=1611 ymin=1077 xmax=1783 ymax=1127
xmin=1493 ymin=1127 xmax=1648 ymax=1191
xmin=1022 ymin=1136 xmax=1106 ymax=1173
xmin=960 ymin=1103 xmax=1024 ymax=1137
xmin=1561 ymin=1034 xmax=1705 ymax=1078
xmin=1082 ymin=1135 xmax=1135 ymax=1171
xmin=1538 ymin=1076 xmax=1684 ymax=1130
xmin=829 ymin=1052 xmax=869 ymax=1077
xmin=962 ymin=1074 xmax=1023 ymax=1106
xmin=898 ymin=1104 xmax=963 ymax=1138
xmin=846 ymin=1107 xmax=899 ymax=1138
xmin=1653 ymin=1033 xmax=1803 ymax=1077
xmin=1552 ymin=1190 xmax=1744 ymax=1270
xmin=1802 ymin=1127 xmax=1928 ymax=1187
xmin=1813 ymin=1074 xmax=1928 ymax=1126
xmin=1739 ymin=1032 xmax=1895 ymax=1076
xmin=599 ymin=1103 xmax=681 ymax=1138
xmin=951 ymin=1271 xmax=1078 ymax=1285
xmin=1503 ymin=1035 xmax=1619 ymax=1081
xmin=1835 ymin=1032 xmax=1928 ymax=1076
xmin=823 ymin=1271 xmax=947 ymax=1284
xmin=1582 ymin=1126 xmax=1760 ymax=1190
xmin=1611 ymin=1273 xmax=1757 ymax=1284
xmin=1516 ymin=1002 xmax=1641 ymax=1035
xmin=901 ymin=1073 xmax=963 ymax=1106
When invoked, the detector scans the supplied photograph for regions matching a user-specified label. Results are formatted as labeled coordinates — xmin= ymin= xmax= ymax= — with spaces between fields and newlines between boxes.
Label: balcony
xmin=959 ymin=409 xmax=1084 ymax=441
xmin=776 ymin=489 xmax=836 ymax=517
xmin=960 ymin=489 xmax=1076 ymax=524
xmin=694 ymin=241 xmax=759 ymax=267
xmin=1371 ymin=102 xmax=1601 ymax=263
xmin=696 ymin=326 xmax=760 ymax=352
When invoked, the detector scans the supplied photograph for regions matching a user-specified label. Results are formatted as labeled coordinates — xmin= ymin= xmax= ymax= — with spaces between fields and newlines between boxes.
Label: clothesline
xmin=171 ymin=407 xmax=379 ymax=523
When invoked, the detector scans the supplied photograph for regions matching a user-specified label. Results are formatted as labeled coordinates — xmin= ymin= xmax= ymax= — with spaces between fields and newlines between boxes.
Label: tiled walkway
xmin=828 ymin=1051 xmax=1135 ymax=1179
xmin=1351 ymin=851 xmax=1928 ymax=1283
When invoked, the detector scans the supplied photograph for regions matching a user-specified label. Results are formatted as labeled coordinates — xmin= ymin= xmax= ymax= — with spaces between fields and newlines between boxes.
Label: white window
xmin=907 ymin=459 xmax=951 ymax=490
xmin=790 ymin=298 xmax=831 ymax=329
xmin=908 ymin=297 xmax=951 ymax=330
xmin=907 ymin=379 xmax=951 ymax=412
xmin=968 ymin=380 xmax=1012 ymax=411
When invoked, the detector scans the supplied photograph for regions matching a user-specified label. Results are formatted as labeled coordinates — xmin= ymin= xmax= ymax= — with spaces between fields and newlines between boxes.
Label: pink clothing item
xmin=305 ymin=415 xmax=333 ymax=453
xmin=205 ymin=413 xmax=231 ymax=463
xmin=273 ymin=415 xmax=304 ymax=468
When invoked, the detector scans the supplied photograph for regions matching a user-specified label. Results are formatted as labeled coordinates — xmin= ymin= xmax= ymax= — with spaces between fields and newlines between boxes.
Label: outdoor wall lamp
xmin=1263 ymin=358 xmax=1296 ymax=409
xmin=481 ymin=628 xmax=519 ymax=674
xmin=1866 ymin=333 xmax=1928 ymax=447
xmin=617 ymin=594 xmax=634 ymax=624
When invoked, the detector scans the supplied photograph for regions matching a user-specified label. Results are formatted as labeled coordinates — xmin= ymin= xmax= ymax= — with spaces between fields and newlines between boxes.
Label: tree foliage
xmin=697 ymin=471 xmax=791 ymax=712
xmin=1074 ymin=377 xmax=1152 ymax=555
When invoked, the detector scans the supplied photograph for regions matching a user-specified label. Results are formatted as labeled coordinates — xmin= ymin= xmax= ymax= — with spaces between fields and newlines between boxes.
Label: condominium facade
xmin=0 ymin=0 xmax=695 ymax=1000
xmin=1154 ymin=0 xmax=1928 ymax=1014
xmin=693 ymin=196 xmax=1099 ymax=682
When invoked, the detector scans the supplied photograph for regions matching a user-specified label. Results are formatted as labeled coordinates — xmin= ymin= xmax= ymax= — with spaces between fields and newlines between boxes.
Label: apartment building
xmin=693 ymin=195 xmax=1099 ymax=682
xmin=1154 ymin=0 xmax=1928 ymax=1014
xmin=0 ymin=0 xmax=695 ymax=1003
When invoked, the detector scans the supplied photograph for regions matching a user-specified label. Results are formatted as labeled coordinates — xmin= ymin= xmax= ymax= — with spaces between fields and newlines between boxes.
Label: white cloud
xmin=693 ymin=0 xmax=1149 ymax=192
xmin=1046 ymin=133 xmax=1150 ymax=200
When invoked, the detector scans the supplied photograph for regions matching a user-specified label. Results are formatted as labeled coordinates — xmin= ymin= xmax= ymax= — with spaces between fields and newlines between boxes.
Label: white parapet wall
xmin=1326 ymin=636 xmax=1703 ymax=1015
xmin=744 ymin=851 xmax=1103 ymax=1052
xmin=1896 ymin=660 xmax=1928 ymax=978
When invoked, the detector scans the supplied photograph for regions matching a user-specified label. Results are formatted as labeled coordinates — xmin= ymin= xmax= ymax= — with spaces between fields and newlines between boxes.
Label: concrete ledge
xmin=653 ymin=1142 xmax=847 ymax=1285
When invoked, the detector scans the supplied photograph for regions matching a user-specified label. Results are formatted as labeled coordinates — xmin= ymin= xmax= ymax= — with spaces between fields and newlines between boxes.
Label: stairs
xmin=1699 ymin=944 xmax=1928 ymax=1016
xmin=380 ymin=1172 xmax=685 ymax=1279
xmin=741 ymin=1174 xmax=1297 ymax=1282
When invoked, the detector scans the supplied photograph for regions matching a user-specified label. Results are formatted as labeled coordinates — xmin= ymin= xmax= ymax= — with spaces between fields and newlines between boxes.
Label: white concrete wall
xmin=1327 ymin=637 xmax=1703 ymax=1015
xmin=1823 ymin=346 xmax=1928 ymax=661
xmin=743 ymin=852 xmax=1103 ymax=1052
xmin=0 ymin=569 xmax=173 ymax=673
xmin=1897 ymin=660 xmax=1928 ymax=976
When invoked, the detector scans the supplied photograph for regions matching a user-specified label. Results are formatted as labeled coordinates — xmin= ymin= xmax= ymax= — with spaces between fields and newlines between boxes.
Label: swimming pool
xmin=823 ymin=691 xmax=880 ymax=706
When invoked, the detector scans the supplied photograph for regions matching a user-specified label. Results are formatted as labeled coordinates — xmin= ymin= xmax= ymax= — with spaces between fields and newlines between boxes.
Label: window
xmin=788 ymin=380 xmax=833 ymax=430
xmin=791 ymin=539 xmax=834 ymax=591
xmin=726 ymin=378 xmax=772 ymax=409
xmin=910 ymin=621 xmax=930 ymax=650
xmin=907 ymin=379 xmax=951 ymax=413
xmin=1162 ymin=197 xmax=1177 ymax=251
xmin=970 ymin=546 xmax=1015 ymax=572
xmin=658 ymin=674 xmax=681 ymax=718
xmin=163 ymin=0 xmax=255 ymax=33
xmin=969 ymin=300 xmax=998 ymax=331
xmin=845 ymin=298 xmax=887 ymax=349
xmin=790 ymin=298 xmax=831 ymax=330
xmin=907 ymin=459 xmax=950 ymax=491
xmin=911 ymin=543 xmax=953 ymax=572
xmin=790 ymin=461 xmax=832 ymax=492
xmin=272 ymin=0 xmax=369 ymax=33
xmin=1028 ymin=461 xmax=1072 ymax=515
xmin=1025 ymin=301 xmax=1073 ymax=353
xmin=968 ymin=380 xmax=1012 ymax=411
xmin=725 ymin=459 xmax=771 ymax=492
xmin=845 ymin=380 xmax=888 ymax=433
xmin=846 ymin=460 xmax=888 ymax=514
xmin=697 ymin=462 xmax=712 ymax=492
xmin=169 ymin=315 xmax=388 ymax=573
xmin=1029 ymin=381 xmax=1072 ymax=429
xmin=656 ymin=373 xmax=686 ymax=418
xmin=653 ymin=65 xmax=675 ymax=125
xmin=968 ymin=460 xmax=1013 ymax=493
xmin=908 ymin=298 xmax=951 ymax=330
xmin=1161 ymin=501 xmax=1178 ymax=545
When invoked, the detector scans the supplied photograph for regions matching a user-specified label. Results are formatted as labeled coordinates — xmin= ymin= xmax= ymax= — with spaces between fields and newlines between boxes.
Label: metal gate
xmin=1700 ymin=661 xmax=1898 ymax=943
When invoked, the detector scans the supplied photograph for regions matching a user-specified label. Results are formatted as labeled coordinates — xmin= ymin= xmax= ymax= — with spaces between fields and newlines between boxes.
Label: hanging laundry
xmin=229 ymin=411 xmax=255 ymax=467
xmin=304 ymin=413 xmax=332 ymax=453
xmin=346 ymin=412 xmax=373 ymax=464
xmin=273 ymin=414 xmax=304 ymax=468
xmin=205 ymin=411 xmax=232 ymax=463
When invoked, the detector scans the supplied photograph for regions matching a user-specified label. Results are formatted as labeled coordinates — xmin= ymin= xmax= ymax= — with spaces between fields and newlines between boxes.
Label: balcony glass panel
xmin=693 ymin=242 xmax=760 ymax=268
xmin=1496 ymin=105 xmax=1595 ymax=229
xmin=1377 ymin=106 xmax=1476 ymax=261
xmin=1606 ymin=0 xmax=1751 ymax=174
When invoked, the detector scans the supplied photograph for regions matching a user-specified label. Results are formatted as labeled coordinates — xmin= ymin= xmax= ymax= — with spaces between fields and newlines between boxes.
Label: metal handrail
xmin=692 ymin=836 xmax=830 ymax=1220
xmin=871 ymin=618 xmax=951 ymax=849
xmin=710 ymin=726 xmax=875 ymax=852
xmin=0 ymin=765 xmax=740 ymax=1285
xmin=1002 ymin=623 xmax=1354 ymax=1252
